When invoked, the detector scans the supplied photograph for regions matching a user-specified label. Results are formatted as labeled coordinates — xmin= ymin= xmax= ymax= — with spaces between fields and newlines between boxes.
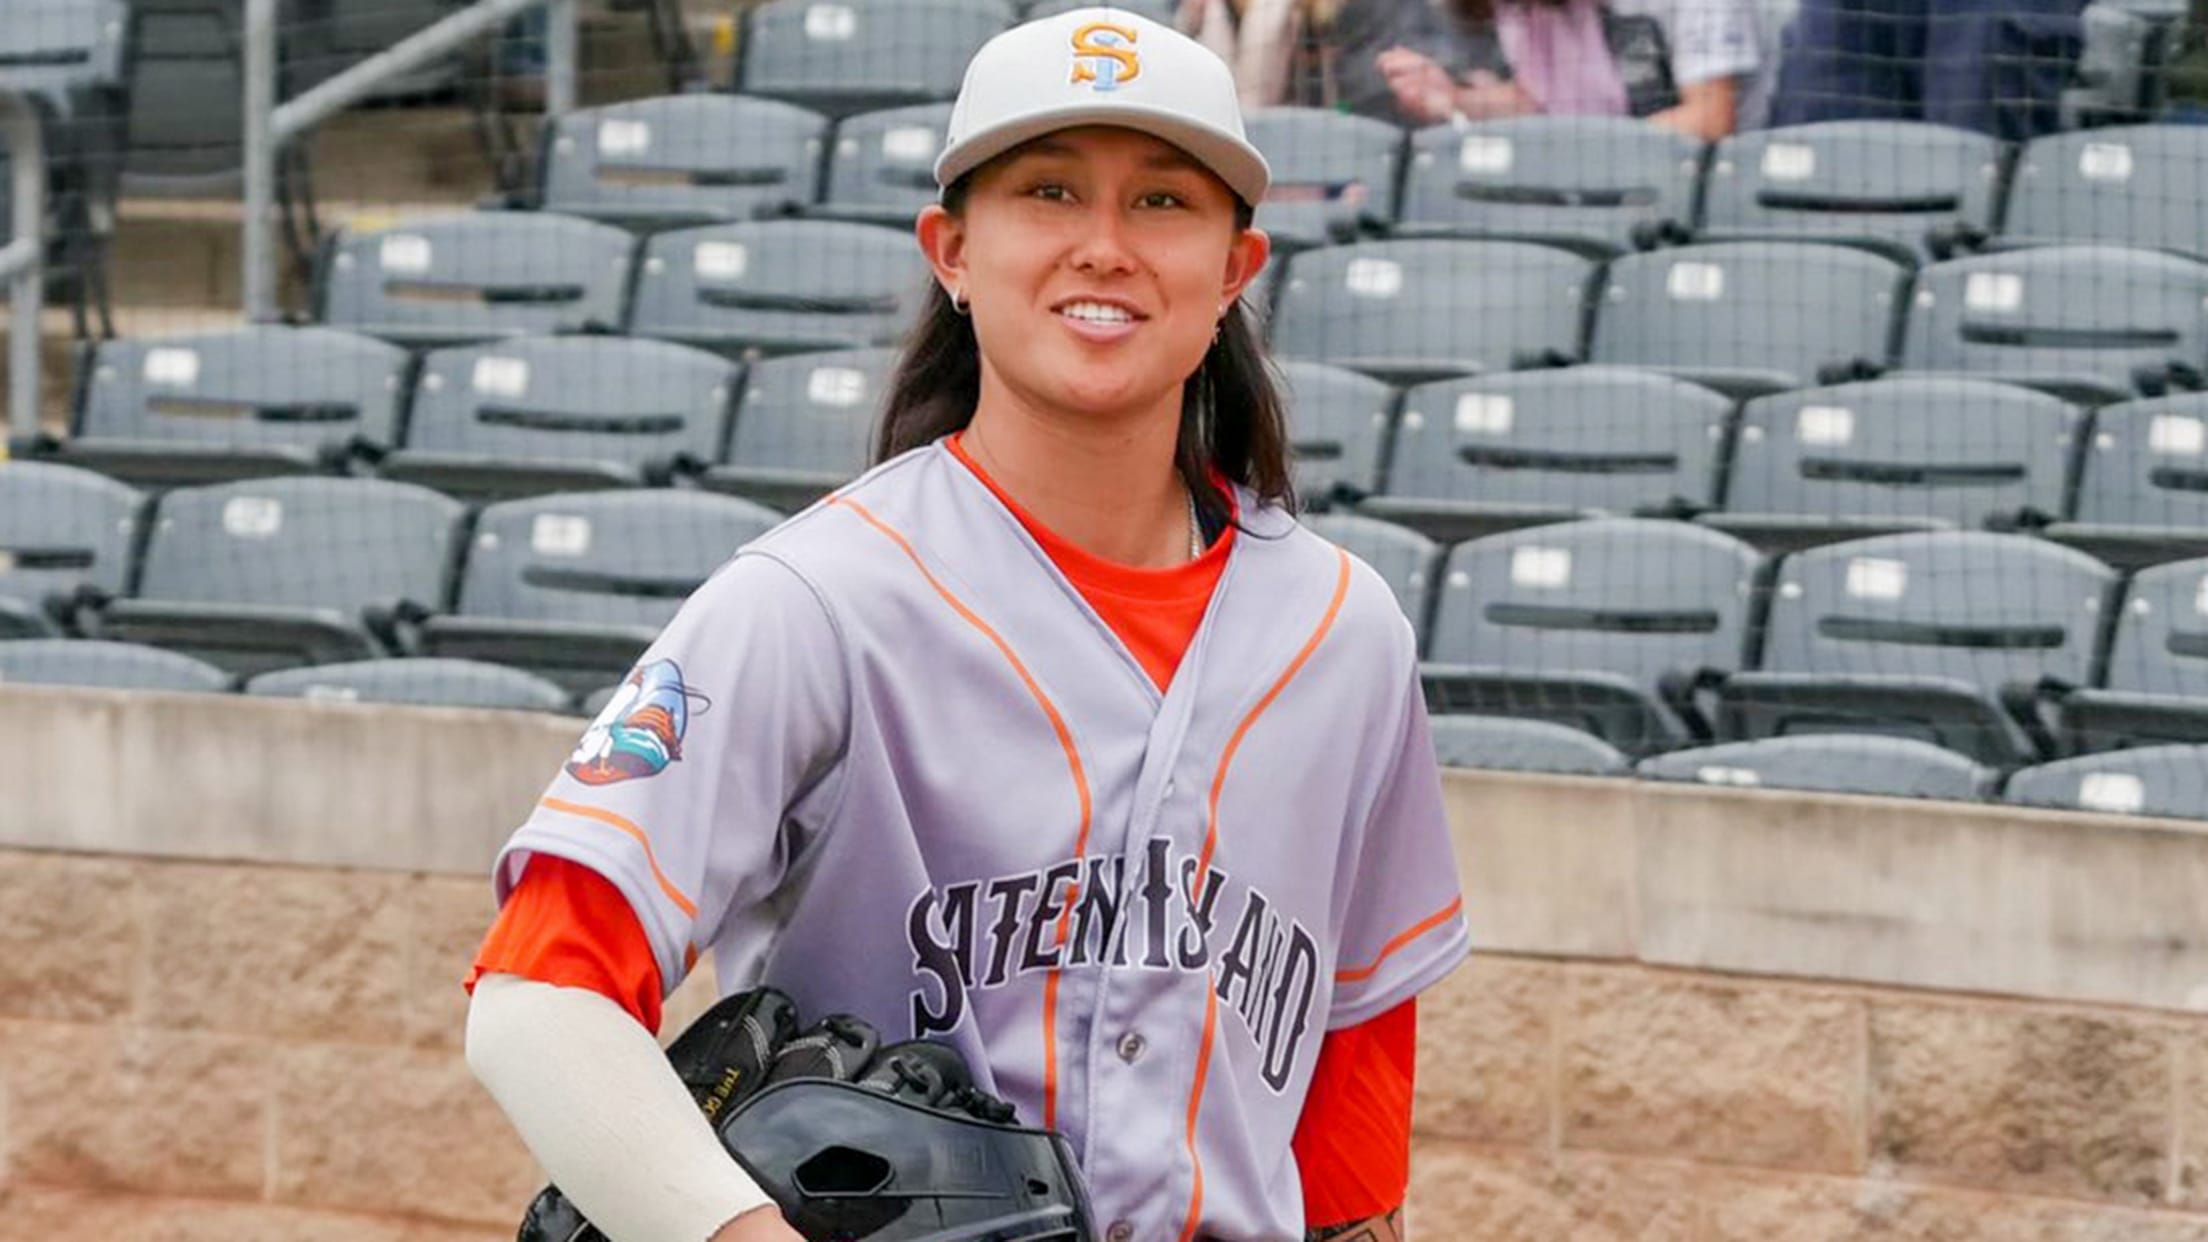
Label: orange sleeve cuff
xmin=465 ymin=854 xmax=666 ymax=1034
xmin=1292 ymin=998 xmax=1417 ymax=1228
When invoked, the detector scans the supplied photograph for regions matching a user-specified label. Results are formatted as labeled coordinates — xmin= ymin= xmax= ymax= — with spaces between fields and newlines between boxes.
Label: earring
xmin=949 ymin=287 xmax=970 ymax=315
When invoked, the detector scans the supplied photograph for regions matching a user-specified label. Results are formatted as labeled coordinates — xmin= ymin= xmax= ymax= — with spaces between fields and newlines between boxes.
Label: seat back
xmin=738 ymin=0 xmax=1012 ymax=118
xmin=1757 ymin=531 xmax=2114 ymax=687
xmin=2005 ymin=744 xmax=2208 ymax=818
xmin=1590 ymin=241 xmax=1907 ymax=390
xmin=245 ymin=657 xmax=572 ymax=713
xmin=457 ymin=491 xmax=783 ymax=626
xmin=1387 ymin=368 xmax=1727 ymax=515
xmin=1701 ymin=121 xmax=2003 ymax=260
xmin=2071 ymin=394 xmax=2208 ymax=527
xmin=541 ymin=95 xmax=830 ymax=227
xmin=0 ymin=462 xmax=141 ymax=612
xmin=0 ymin=0 xmax=129 ymax=106
xmin=0 ymin=638 xmax=229 ymax=693
xmin=1243 ymin=108 xmax=1403 ymax=249
xmin=1728 ymin=377 xmax=2079 ymax=528
xmin=407 ymin=336 xmax=738 ymax=469
xmin=1427 ymin=518 xmax=1760 ymax=686
xmin=727 ymin=347 xmax=895 ymax=479
xmin=1302 ymin=513 xmax=1438 ymax=644
xmin=121 ymin=0 xmax=242 ymax=190
xmin=318 ymin=212 xmax=636 ymax=345
xmin=2102 ymin=557 xmax=2208 ymax=696
xmin=1637 ymin=733 xmax=1992 ymax=799
xmin=2005 ymin=125 xmax=2208 ymax=260
xmin=136 ymin=477 xmax=462 ymax=611
xmin=1397 ymin=116 xmax=1701 ymax=253
xmin=822 ymin=102 xmax=954 ymax=225
xmin=630 ymin=219 xmax=926 ymax=356
xmin=1270 ymin=239 xmax=1594 ymax=381
xmin=1277 ymin=360 xmax=1395 ymax=504
xmin=1427 ymin=715 xmax=1629 ymax=774
xmin=78 ymin=326 xmax=410 ymax=455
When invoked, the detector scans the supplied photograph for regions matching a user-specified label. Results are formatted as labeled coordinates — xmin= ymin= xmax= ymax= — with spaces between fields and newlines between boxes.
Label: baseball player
xmin=464 ymin=9 xmax=1470 ymax=1241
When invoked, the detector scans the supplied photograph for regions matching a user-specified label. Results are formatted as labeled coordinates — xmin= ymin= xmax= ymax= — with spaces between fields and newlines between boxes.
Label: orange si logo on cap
xmin=1070 ymin=21 xmax=1139 ymax=91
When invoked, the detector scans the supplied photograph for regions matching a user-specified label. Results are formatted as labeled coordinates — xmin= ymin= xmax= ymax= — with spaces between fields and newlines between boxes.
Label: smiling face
xmin=916 ymin=125 xmax=1271 ymax=427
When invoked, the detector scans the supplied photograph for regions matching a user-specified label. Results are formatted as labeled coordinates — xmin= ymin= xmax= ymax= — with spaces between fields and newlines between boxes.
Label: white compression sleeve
xmin=465 ymin=972 xmax=777 ymax=1242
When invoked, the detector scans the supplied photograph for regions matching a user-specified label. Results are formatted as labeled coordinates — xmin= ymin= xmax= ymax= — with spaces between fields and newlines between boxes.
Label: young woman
xmin=464 ymin=9 xmax=1470 ymax=1241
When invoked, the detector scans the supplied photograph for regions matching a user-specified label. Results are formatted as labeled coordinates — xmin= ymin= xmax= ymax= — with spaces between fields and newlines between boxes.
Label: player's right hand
xmin=711 ymin=1204 xmax=805 ymax=1242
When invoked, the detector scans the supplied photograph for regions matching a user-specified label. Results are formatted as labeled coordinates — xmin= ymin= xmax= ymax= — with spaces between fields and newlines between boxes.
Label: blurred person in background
xmin=1767 ymin=0 xmax=2087 ymax=140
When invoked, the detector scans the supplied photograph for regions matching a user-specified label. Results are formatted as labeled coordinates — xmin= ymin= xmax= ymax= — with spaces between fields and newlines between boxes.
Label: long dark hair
xmin=873 ymin=178 xmax=1297 ymax=530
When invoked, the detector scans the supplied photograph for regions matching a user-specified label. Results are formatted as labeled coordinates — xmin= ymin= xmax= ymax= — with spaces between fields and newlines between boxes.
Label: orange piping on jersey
xmin=829 ymin=496 xmax=1095 ymax=1131
xmin=1335 ymin=895 xmax=1464 ymax=984
xmin=1176 ymin=547 xmax=1352 ymax=1242
xmin=539 ymin=797 xmax=700 ymax=921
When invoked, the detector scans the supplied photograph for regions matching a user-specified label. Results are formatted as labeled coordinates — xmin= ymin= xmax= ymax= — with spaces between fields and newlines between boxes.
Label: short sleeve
xmin=491 ymin=550 xmax=850 ymax=996
xmin=1655 ymin=0 xmax=1760 ymax=85
xmin=1327 ymin=664 xmax=1470 ymax=1029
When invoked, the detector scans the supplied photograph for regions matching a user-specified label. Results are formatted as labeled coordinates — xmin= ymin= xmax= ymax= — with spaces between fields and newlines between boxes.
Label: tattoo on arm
xmin=1307 ymin=1207 xmax=1404 ymax=1242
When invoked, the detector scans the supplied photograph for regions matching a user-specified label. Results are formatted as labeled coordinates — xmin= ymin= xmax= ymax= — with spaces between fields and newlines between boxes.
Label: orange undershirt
xmin=468 ymin=435 xmax=1413 ymax=1227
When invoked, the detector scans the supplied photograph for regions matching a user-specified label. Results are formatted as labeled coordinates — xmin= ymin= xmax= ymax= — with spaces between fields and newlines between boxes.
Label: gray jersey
xmin=494 ymin=441 xmax=1470 ymax=1239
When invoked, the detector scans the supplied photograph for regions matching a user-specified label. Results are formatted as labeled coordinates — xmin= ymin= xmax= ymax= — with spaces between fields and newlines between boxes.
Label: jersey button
xmin=1116 ymin=1031 xmax=1147 ymax=1063
xmin=1107 ymin=1221 xmax=1134 ymax=1242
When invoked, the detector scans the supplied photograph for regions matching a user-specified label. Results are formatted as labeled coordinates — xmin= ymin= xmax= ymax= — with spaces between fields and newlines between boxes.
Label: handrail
xmin=0 ymin=89 xmax=46 ymax=442
xmin=242 ymin=0 xmax=578 ymax=320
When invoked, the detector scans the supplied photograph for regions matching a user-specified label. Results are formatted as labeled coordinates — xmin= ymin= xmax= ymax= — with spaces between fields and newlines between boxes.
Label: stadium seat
xmin=1588 ymin=241 xmax=1908 ymax=399
xmin=2063 ymin=0 xmax=2189 ymax=128
xmin=1242 ymin=108 xmax=1403 ymax=250
xmin=816 ymin=103 xmax=954 ymax=228
xmin=92 ymin=477 xmax=464 ymax=677
xmin=316 ymin=212 xmax=637 ymax=348
xmin=419 ymin=490 xmax=783 ymax=691
xmin=1269 ymin=239 xmax=1595 ymax=386
xmin=1717 ymin=532 xmax=2117 ymax=766
xmin=2046 ymin=394 xmax=2208 ymax=570
xmin=2006 ymin=743 xmax=2208 ymax=819
xmin=54 ymin=326 xmax=409 ymax=487
xmin=119 ymin=0 xmax=245 ymax=194
xmin=1023 ymin=0 xmax=1174 ymax=19
xmin=2000 ymin=125 xmax=2208 ymax=262
xmin=699 ymin=347 xmax=895 ymax=509
xmin=736 ymin=0 xmax=1014 ymax=119
xmin=1428 ymin=715 xmax=1630 ymax=775
xmin=1421 ymin=518 xmax=1761 ymax=755
xmin=2 ymin=0 xmax=130 ymax=331
xmin=629 ymin=219 xmax=926 ymax=359
xmin=381 ymin=336 xmax=741 ymax=500
xmin=246 ymin=658 xmax=573 ymax=714
xmin=287 ymin=0 xmax=468 ymax=99
xmin=1362 ymin=368 xmax=1727 ymax=545
xmin=1697 ymin=121 xmax=2004 ymax=265
xmin=1707 ymin=377 xmax=2081 ymax=555
xmin=1898 ymin=245 xmax=2208 ymax=404
xmin=1301 ymin=513 xmax=1439 ymax=649
xmin=0 ymin=462 xmax=142 ymax=639
xmin=1278 ymin=360 xmax=1396 ymax=508
xmin=0 ymin=639 xmax=230 ymax=694
xmin=1636 ymin=734 xmax=1994 ymax=800
xmin=538 ymin=95 xmax=830 ymax=230
xmin=2062 ymin=557 xmax=2208 ymax=750
xmin=1395 ymin=117 xmax=1702 ymax=256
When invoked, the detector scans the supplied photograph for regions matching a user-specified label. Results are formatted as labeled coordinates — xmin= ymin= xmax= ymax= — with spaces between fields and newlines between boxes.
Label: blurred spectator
xmin=2168 ymin=0 xmax=2208 ymax=124
xmin=1767 ymin=0 xmax=2086 ymax=140
xmin=1185 ymin=0 xmax=1342 ymax=109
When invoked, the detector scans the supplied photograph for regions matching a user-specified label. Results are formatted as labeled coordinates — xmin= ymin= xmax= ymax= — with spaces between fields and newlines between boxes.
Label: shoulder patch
xmin=566 ymin=658 xmax=713 ymax=786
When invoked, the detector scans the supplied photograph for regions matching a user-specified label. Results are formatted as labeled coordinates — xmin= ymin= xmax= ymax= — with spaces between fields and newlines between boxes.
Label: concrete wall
xmin=8 ymin=684 xmax=2208 ymax=1238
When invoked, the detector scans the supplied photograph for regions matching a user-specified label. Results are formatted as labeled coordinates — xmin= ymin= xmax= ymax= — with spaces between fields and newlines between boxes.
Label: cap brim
xmin=934 ymin=100 xmax=1271 ymax=209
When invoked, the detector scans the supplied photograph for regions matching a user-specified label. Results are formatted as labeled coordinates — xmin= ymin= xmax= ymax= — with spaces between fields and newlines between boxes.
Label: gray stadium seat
xmin=317 ymin=212 xmax=637 ymax=348
xmin=1708 ymin=377 xmax=2081 ymax=555
xmin=1278 ymin=360 xmax=1395 ymax=508
xmin=1898 ymin=245 xmax=2208 ymax=404
xmin=1698 ymin=121 xmax=2003 ymax=265
xmin=539 ymin=95 xmax=830 ymax=231
xmin=737 ymin=0 xmax=1013 ymax=119
xmin=1428 ymin=715 xmax=1629 ymax=775
xmin=1243 ymin=108 xmax=1403 ymax=250
xmin=700 ymin=347 xmax=894 ymax=510
xmin=94 ymin=477 xmax=463 ymax=677
xmin=1395 ymin=117 xmax=1701 ymax=257
xmin=56 ymin=327 xmax=409 ymax=487
xmin=2062 ymin=557 xmax=2208 ymax=750
xmin=1421 ymin=518 xmax=1761 ymax=754
xmin=1588 ymin=241 xmax=1908 ymax=399
xmin=0 ymin=639 xmax=230 ymax=694
xmin=2000 ymin=125 xmax=2208 ymax=261
xmin=2046 ymin=394 xmax=2208 ymax=570
xmin=2063 ymin=0 xmax=2188 ymax=128
xmin=246 ymin=658 xmax=572 ymax=713
xmin=1718 ymin=532 xmax=2117 ymax=766
xmin=381 ymin=336 xmax=741 ymax=500
xmin=120 ymin=0 xmax=244 ymax=194
xmin=1024 ymin=0 xmax=1176 ymax=20
xmin=2005 ymin=743 xmax=2208 ymax=819
xmin=817 ymin=103 xmax=954 ymax=228
xmin=419 ymin=490 xmax=783 ymax=690
xmin=1302 ymin=513 xmax=1439 ymax=649
xmin=1362 ymin=368 xmax=1727 ymax=544
xmin=1636 ymin=734 xmax=1993 ymax=800
xmin=0 ymin=463 xmax=141 ymax=639
xmin=1269 ymin=239 xmax=1595 ymax=386
xmin=629 ymin=219 xmax=926 ymax=360
xmin=287 ymin=0 xmax=467 ymax=99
